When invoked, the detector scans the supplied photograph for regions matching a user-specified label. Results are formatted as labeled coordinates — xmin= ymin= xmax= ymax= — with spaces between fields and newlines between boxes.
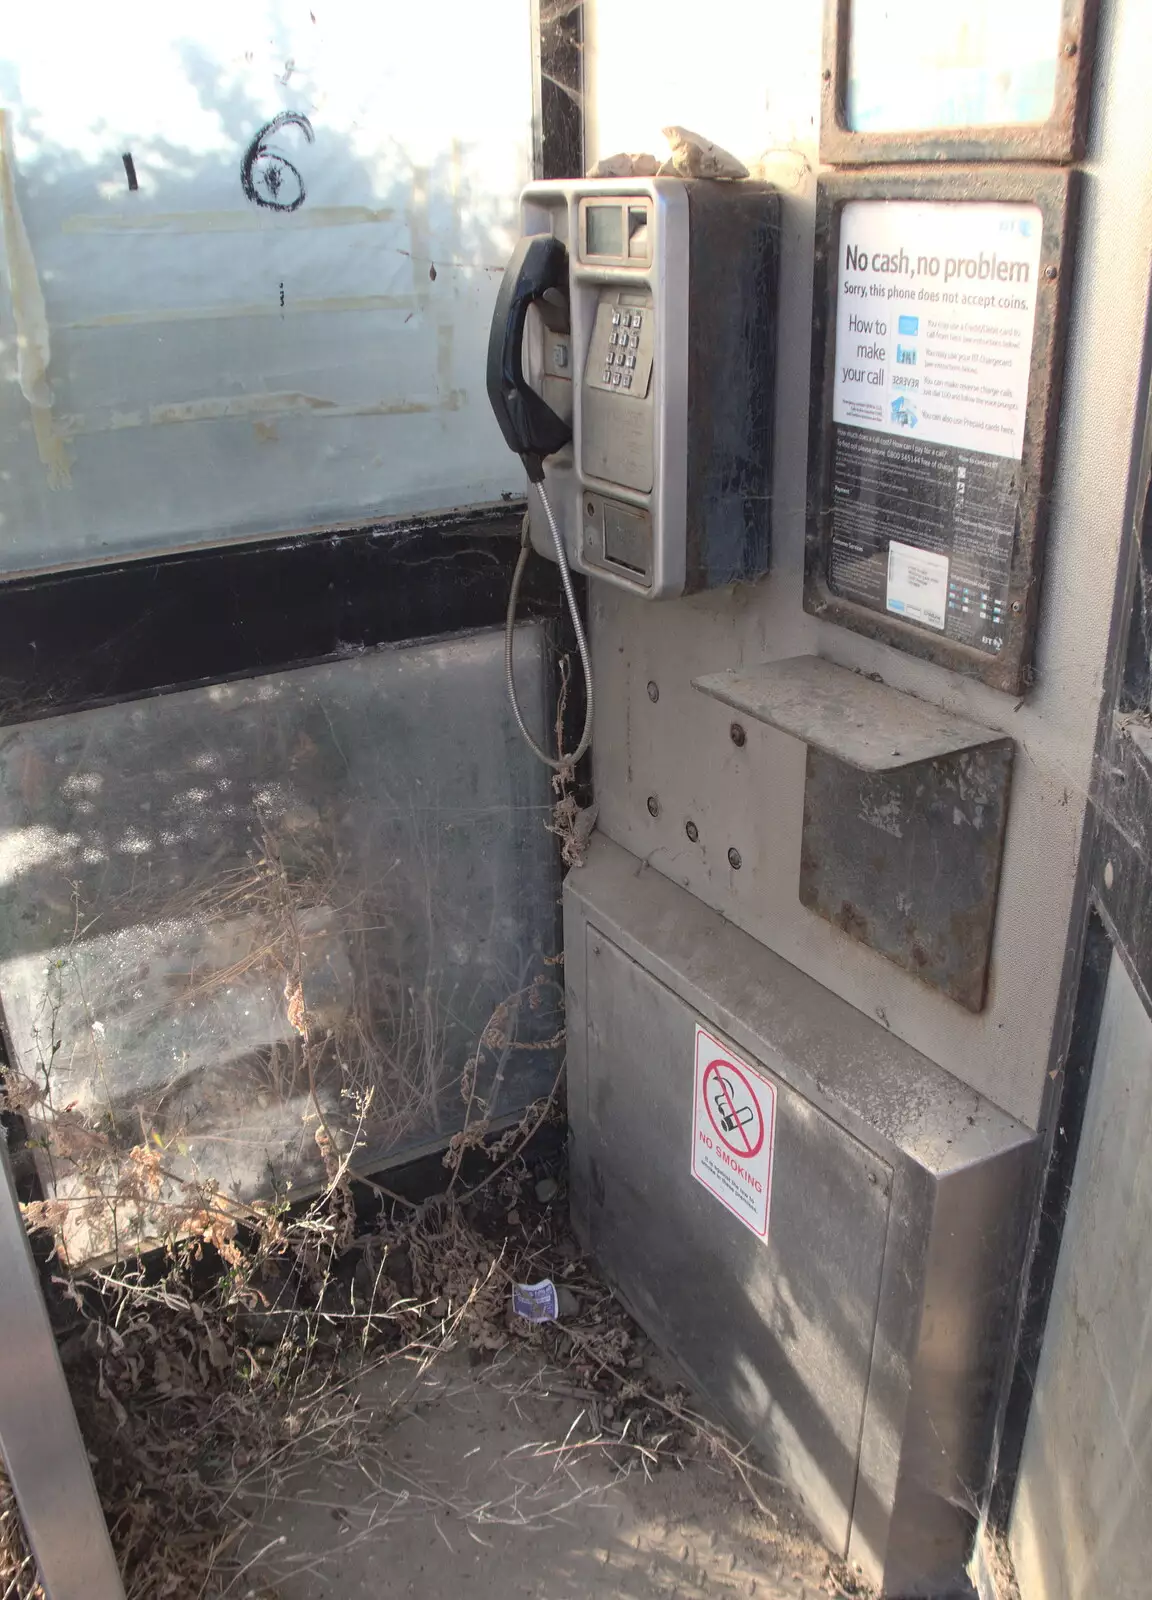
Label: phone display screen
xmin=586 ymin=204 xmax=624 ymax=258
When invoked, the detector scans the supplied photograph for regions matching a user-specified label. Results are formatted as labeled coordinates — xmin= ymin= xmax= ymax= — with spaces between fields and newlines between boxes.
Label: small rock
xmin=588 ymin=151 xmax=660 ymax=178
xmin=535 ymin=1176 xmax=559 ymax=1204
xmin=662 ymin=124 xmax=749 ymax=180
xmin=506 ymin=1208 xmax=521 ymax=1226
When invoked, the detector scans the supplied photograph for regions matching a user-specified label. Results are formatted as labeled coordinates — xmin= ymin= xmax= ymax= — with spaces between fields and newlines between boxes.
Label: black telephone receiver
xmin=486 ymin=233 xmax=572 ymax=483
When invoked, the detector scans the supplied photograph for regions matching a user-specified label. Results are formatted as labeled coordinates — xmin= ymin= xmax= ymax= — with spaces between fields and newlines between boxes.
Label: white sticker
xmin=832 ymin=200 xmax=1042 ymax=461
xmin=691 ymin=1025 xmax=776 ymax=1241
xmin=886 ymin=539 xmax=949 ymax=629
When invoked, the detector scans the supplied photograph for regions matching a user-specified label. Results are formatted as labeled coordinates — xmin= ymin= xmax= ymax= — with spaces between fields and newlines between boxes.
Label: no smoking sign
xmin=691 ymin=1025 xmax=777 ymax=1239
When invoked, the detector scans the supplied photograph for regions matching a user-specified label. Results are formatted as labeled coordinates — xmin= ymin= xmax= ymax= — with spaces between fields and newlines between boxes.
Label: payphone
xmin=487 ymin=177 xmax=780 ymax=764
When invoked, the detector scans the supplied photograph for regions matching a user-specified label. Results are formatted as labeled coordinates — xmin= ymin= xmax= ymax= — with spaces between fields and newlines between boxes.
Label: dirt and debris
xmin=1 ymin=1126 xmax=867 ymax=1600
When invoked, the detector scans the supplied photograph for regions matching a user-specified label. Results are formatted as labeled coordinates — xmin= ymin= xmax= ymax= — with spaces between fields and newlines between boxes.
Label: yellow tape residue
xmin=0 ymin=108 xmax=71 ymax=487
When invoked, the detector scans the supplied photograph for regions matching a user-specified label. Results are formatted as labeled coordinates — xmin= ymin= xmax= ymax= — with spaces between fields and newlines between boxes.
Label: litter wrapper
xmin=512 ymin=1278 xmax=558 ymax=1322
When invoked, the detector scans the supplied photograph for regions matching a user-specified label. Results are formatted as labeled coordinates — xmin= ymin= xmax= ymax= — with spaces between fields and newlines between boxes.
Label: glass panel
xmin=0 ymin=626 xmax=560 ymax=1263
xmin=847 ymin=0 xmax=1063 ymax=133
xmin=0 ymin=3 xmax=532 ymax=575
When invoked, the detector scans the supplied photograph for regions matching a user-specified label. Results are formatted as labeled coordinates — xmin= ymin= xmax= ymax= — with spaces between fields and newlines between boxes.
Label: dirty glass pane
xmin=0 ymin=626 xmax=561 ymax=1263
xmin=0 ymin=3 xmax=531 ymax=575
xmin=847 ymin=0 xmax=1062 ymax=133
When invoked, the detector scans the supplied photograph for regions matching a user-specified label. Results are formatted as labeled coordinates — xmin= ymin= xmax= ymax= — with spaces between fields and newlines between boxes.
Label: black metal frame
xmin=820 ymin=0 xmax=1099 ymax=167
xmin=534 ymin=1 xmax=584 ymax=184
xmin=0 ymin=505 xmax=576 ymax=726
xmin=805 ymin=166 xmax=1080 ymax=695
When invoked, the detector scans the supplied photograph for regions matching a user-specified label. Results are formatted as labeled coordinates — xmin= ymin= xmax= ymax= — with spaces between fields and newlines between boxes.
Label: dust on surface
xmin=244 ymin=1344 xmax=837 ymax=1600
xmin=7 ymin=1106 xmax=872 ymax=1600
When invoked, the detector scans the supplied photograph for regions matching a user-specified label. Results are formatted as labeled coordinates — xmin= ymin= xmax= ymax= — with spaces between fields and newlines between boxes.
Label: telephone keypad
xmin=585 ymin=295 xmax=655 ymax=398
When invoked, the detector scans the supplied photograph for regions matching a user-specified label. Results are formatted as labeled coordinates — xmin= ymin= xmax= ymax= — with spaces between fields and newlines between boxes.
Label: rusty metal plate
xmin=800 ymin=740 xmax=1014 ymax=1011
xmin=805 ymin=166 xmax=1079 ymax=697
xmin=694 ymin=655 xmax=1008 ymax=771
xmin=820 ymin=0 xmax=1099 ymax=167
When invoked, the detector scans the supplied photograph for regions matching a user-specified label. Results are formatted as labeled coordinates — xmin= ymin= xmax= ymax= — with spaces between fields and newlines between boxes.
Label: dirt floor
xmin=242 ymin=1344 xmax=839 ymax=1600
xmin=8 ymin=1124 xmax=870 ymax=1600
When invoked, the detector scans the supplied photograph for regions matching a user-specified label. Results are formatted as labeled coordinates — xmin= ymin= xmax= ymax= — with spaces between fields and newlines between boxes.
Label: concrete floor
xmin=242 ymin=1346 xmax=840 ymax=1600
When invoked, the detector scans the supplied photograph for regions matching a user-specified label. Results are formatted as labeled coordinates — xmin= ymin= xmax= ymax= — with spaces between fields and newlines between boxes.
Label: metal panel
xmin=695 ymin=655 xmax=1010 ymax=770
xmin=694 ymin=657 xmax=1014 ymax=1009
xmin=801 ymin=743 xmax=1013 ymax=1011
xmin=584 ymin=0 xmax=1151 ymax=1123
xmin=566 ymin=837 xmax=1035 ymax=1596
xmin=584 ymin=932 xmax=891 ymax=1552
xmin=0 ymin=1138 xmax=124 ymax=1600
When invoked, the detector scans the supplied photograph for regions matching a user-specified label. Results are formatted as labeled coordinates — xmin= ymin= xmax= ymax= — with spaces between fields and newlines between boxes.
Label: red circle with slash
xmin=702 ymin=1059 xmax=765 ymax=1159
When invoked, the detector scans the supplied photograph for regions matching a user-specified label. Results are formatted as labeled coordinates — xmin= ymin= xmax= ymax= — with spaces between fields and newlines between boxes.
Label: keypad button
xmin=632 ymin=311 xmax=643 ymax=328
xmin=602 ymin=367 xmax=612 ymax=383
xmin=611 ymin=371 xmax=622 ymax=386
xmin=609 ymin=331 xmax=618 ymax=346
xmin=623 ymin=312 xmax=633 ymax=328
xmin=625 ymin=354 xmax=636 ymax=369
xmin=611 ymin=310 xmax=621 ymax=326
xmin=630 ymin=332 xmax=639 ymax=348
xmin=623 ymin=373 xmax=633 ymax=388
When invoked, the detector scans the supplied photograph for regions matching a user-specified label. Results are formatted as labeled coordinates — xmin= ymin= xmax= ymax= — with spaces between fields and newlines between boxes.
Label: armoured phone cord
xmin=504 ymin=474 xmax=594 ymax=771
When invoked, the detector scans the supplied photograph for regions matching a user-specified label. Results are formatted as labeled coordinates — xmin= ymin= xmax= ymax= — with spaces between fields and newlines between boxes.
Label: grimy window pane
xmin=0 ymin=4 xmax=532 ymax=575
xmin=0 ymin=627 xmax=560 ymax=1264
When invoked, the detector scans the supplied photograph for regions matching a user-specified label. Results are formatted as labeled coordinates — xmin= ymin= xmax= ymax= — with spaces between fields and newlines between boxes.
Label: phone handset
xmin=486 ymin=234 xmax=571 ymax=482
xmin=487 ymin=233 xmax=593 ymax=771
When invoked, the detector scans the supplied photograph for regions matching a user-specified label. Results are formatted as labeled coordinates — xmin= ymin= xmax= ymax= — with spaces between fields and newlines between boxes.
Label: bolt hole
xmin=647 ymin=795 xmax=660 ymax=818
xmin=730 ymin=722 xmax=746 ymax=748
xmin=647 ymin=680 xmax=660 ymax=703
xmin=685 ymin=820 xmax=699 ymax=843
xmin=727 ymin=847 xmax=742 ymax=870
xmin=586 ymin=500 xmax=596 ymax=518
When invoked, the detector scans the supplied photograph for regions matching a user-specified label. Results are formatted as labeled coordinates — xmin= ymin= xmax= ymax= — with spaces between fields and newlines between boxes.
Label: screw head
xmin=1011 ymin=599 xmax=1023 ymax=615
xmin=1045 ymin=265 xmax=1058 ymax=281
xmin=727 ymin=847 xmax=742 ymax=870
xmin=647 ymin=795 xmax=660 ymax=817
xmin=647 ymin=680 xmax=659 ymax=703
xmin=685 ymin=820 xmax=699 ymax=843
xmin=585 ymin=499 xmax=596 ymax=518
xmin=729 ymin=722 xmax=746 ymax=748
xmin=1064 ymin=39 xmax=1078 ymax=56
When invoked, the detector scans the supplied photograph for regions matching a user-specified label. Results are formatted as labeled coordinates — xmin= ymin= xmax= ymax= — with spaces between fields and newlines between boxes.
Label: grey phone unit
xmin=516 ymin=178 xmax=780 ymax=598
